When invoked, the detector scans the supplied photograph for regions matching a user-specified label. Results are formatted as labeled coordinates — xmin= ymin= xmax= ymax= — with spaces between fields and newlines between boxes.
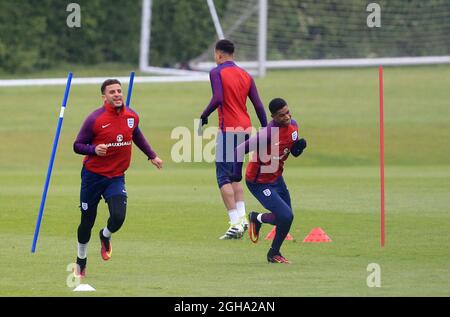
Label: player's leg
xmin=246 ymin=181 xmax=277 ymax=242
xmin=246 ymin=180 xmax=293 ymax=263
xmin=216 ymin=131 xmax=243 ymax=239
xmin=269 ymin=177 xmax=294 ymax=262
xmin=218 ymin=182 xmax=243 ymax=239
xmin=99 ymin=176 xmax=127 ymax=260
xmin=106 ymin=195 xmax=127 ymax=233
xmin=267 ymin=201 xmax=293 ymax=263
xmin=232 ymin=132 xmax=250 ymax=230
xmin=232 ymin=181 xmax=248 ymax=230
xmin=249 ymin=177 xmax=292 ymax=244
xmin=276 ymin=176 xmax=292 ymax=209
xmin=76 ymin=204 xmax=98 ymax=277
xmin=219 ymin=183 xmax=236 ymax=211
xmin=75 ymin=167 xmax=105 ymax=276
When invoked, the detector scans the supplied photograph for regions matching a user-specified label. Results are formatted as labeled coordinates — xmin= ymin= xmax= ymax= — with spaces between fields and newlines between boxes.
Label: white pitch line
xmin=0 ymin=75 xmax=209 ymax=87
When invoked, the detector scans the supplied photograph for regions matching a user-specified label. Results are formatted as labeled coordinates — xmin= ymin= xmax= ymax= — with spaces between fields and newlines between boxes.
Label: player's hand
xmin=291 ymin=138 xmax=307 ymax=157
xmin=150 ymin=156 xmax=163 ymax=169
xmin=200 ymin=116 xmax=208 ymax=126
xmin=95 ymin=144 xmax=108 ymax=156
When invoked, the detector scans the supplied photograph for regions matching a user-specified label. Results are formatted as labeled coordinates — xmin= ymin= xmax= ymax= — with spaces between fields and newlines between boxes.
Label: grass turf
xmin=0 ymin=65 xmax=449 ymax=296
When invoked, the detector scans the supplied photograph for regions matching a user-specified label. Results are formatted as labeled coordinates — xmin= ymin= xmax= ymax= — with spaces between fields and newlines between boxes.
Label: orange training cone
xmin=264 ymin=226 xmax=294 ymax=241
xmin=303 ymin=227 xmax=332 ymax=243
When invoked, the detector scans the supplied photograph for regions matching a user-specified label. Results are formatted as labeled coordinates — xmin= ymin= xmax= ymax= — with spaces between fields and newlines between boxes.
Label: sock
xmin=261 ymin=213 xmax=276 ymax=225
xmin=257 ymin=213 xmax=263 ymax=223
xmin=228 ymin=209 xmax=239 ymax=225
xmin=236 ymin=201 xmax=246 ymax=218
xmin=103 ymin=227 xmax=112 ymax=239
xmin=77 ymin=242 xmax=88 ymax=259
xmin=76 ymin=257 xmax=87 ymax=268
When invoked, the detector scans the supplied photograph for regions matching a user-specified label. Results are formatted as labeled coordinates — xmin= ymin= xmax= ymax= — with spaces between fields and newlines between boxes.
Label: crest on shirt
xmin=127 ymin=118 xmax=135 ymax=128
xmin=292 ymin=131 xmax=298 ymax=141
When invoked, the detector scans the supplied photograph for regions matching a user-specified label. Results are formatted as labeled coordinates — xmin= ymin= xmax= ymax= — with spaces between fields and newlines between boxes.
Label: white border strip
xmin=193 ymin=56 xmax=450 ymax=71
xmin=0 ymin=74 xmax=209 ymax=87
xmin=3 ymin=56 xmax=449 ymax=87
xmin=140 ymin=66 xmax=206 ymax=76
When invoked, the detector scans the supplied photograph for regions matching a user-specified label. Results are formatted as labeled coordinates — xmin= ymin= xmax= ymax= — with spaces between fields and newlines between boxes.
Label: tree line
xmin=0 ymin=0 xmax=448 ymax=73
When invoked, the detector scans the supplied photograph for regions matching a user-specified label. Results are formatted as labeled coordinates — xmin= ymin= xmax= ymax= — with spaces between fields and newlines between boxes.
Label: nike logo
xmin=102 ymin=123 xmax=111 ymax=128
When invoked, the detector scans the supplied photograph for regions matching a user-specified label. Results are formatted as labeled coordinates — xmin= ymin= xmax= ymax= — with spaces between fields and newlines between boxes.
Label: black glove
xmin=291 ymin=138 xmax=307 ymax=157
xmin=200 ymin=116 xmax=208 ymax=126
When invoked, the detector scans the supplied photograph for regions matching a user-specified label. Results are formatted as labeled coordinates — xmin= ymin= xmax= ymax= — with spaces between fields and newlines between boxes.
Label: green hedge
xmin=0 ymin=1 xmax=138 ymax=72
xmin=0 ymin=0 xmax=225 ymax=73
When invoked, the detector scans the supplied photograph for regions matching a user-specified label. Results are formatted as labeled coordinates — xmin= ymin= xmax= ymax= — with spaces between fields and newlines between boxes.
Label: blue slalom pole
xmin=125 ymin=71 xmax=135 ymax=107
xmin=31 ymin=72 xmax=73 ymax=253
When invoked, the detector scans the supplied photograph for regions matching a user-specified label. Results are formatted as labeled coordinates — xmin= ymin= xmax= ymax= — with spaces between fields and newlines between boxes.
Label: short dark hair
xmin=269 ymin=98 xmax=287 ymax=114
xmin=215 ymin=39 xmax=235 ymax=55
xmin=101 ymin=79 xmax=121 ymax=94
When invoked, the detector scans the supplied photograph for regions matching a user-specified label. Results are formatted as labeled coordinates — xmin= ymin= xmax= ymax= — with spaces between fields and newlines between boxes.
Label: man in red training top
xmin=200 ymin=39 xmax=267 ymax=240
xmin=73 ymin=79 xmax=163 ymax=277
xmin=233 ymin=98 xmax=307 ymax=263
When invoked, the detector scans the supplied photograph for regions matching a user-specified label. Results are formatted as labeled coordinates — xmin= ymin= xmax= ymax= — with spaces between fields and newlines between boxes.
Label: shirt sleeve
xmin=73 ymin=114 xmax=97 ymax=156
xmin=133 ymin=127 xmax=157 ymax=160
xmin=290 ymin=119 xmax=298 ymax=129
xmin=201 ymin=68 xmax=223 ymax=118
xmin=289 ymin=119 xmax=304 ymax=157
xmin=248 ymin=78 xmax=267 ymax=127
xmin=233 ymin=126 xmax=272 ymax=179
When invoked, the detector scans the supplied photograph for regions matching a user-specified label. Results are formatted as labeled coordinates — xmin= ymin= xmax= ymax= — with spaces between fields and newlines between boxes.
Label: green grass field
xmin=1 ymin=66 xmax=449 ymax=296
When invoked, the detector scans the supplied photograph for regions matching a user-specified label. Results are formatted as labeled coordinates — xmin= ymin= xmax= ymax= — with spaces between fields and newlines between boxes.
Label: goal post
xmin=257 ymin=0 xmax=267 ymax=77
xmin=138 ymin=0 xmax=206 ymax=76
xmin=207 ymin=0 xmax=225 ymax=40
xmin=139 ymin=0 xmax=151 ymax=73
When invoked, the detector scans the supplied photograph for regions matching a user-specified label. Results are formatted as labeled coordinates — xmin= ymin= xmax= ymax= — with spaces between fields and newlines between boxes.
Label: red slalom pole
xmin=379 ymin=66 xmax=385 ymax=247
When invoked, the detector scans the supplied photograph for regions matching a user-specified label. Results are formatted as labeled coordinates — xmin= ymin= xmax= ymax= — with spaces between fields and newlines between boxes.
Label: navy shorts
xmin=215 ymin=131 xmax=249 ymax=188
xmin=246 ymin=176 xmax=293 ymax=219
xmin=79 ymin=167 xmax=127 ymax=212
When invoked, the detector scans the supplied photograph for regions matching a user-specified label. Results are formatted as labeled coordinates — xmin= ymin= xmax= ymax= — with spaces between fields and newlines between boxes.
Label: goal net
xmin=189 ymin=0 xmax=450 ymax=75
